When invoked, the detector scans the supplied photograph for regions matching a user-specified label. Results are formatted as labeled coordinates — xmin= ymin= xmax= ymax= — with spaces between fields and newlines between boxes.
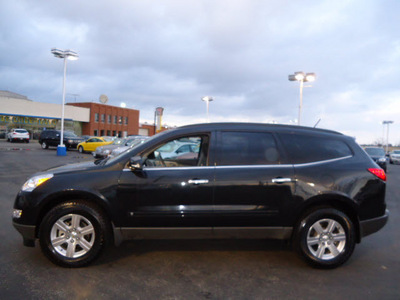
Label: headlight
xmin=378 ymin=158 xmax=386 ymax=163
xmin=22 ymin=174 xmax=54 ymax=192
xmin=68 ymin=139 xmax=73 ymax=143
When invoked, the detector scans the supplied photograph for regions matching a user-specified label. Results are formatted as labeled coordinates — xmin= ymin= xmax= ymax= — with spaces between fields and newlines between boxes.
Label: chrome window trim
xmin=122 ymin=155 xmax=352 ymax=171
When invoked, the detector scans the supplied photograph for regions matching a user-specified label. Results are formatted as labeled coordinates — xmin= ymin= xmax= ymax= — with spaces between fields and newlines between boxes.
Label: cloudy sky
xmin=1 ymin=0 xmax=400 ymax=144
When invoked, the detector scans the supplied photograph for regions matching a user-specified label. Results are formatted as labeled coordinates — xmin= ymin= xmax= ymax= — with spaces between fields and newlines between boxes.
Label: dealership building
xmin=0 ymin=90 xmax=151 ymax=139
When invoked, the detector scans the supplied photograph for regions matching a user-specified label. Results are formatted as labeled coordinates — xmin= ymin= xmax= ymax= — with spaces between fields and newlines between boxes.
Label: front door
xmin=117 ymin=134 xmax=214 ymax=229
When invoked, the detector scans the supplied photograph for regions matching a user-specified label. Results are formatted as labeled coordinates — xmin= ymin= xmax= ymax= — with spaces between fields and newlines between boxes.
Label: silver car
xmin=389 ymin=150 xmax=400 ymax=164
xmin=7 ymin=128 xmax=30 ymax=143
xmin=94 ymin=136 xmax=148 ymax=159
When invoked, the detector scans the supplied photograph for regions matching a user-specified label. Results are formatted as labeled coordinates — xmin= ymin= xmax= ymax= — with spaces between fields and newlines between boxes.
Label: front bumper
xmin=13 ymin=222 xmax=36 ymax=247
xmin=391 ymin=157 xmax=400 ymax=164
xmin=360 ymin=209 xmax=389 ymax=238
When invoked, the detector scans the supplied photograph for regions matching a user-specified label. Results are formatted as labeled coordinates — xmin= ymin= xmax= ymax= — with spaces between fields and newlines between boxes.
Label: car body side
xmin=13 ymin=124 xmax=387 ymax=249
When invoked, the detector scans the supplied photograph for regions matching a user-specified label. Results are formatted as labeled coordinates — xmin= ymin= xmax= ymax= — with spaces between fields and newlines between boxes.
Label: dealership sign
xmin=0 ymin=115 xmax=57 ymax=126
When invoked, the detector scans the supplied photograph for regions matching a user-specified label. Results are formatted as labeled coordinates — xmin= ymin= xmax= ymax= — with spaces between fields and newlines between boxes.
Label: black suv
xmin=13 ymin=123 xmax=388 ymax=268
xmin=39 ymin=130 xmax=84 ymax=149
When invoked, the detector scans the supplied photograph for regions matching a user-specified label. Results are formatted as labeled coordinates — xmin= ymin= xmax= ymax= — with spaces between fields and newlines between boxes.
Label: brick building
xmin=68 ymin=102 xmax=139 ymax=137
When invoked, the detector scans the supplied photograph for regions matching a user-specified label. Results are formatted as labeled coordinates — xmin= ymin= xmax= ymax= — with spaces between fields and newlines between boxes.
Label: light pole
xmin=51 ymin=48 xmax=79 ymax=156
xmin=288 ymin=72 xmax=316 ymax=125
xmin=201 ymin=96 xmax=213 ymax=122
xmin=382 ymin=120 xmax=394 ymax=154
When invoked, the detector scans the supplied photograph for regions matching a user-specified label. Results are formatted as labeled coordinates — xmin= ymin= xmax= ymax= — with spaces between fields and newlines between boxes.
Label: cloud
xmin=1 ymin=0 xmax=400 ymax=144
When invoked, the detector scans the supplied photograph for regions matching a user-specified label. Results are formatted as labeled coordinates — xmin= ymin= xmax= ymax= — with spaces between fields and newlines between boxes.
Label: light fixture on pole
xmin=382 ymin=120 xmax=394 ymax=154
xmin=51 ymin=48 xmax=79 ymax=156
xmin=288 ymin=71 xmax=316 ymax=126
xmin=201 ymin=96 xmax=213 ymax=123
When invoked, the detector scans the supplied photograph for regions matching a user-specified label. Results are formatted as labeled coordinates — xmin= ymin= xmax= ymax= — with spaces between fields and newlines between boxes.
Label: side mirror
xmin=129 ymin=156 xmax=143 ymax=171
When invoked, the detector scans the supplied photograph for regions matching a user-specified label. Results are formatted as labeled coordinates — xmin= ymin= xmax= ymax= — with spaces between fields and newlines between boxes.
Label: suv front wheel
xmin=294 ymin=208 xmax=356 ymax=269
xmin=39 ymin=201 xmax=110 ymax=268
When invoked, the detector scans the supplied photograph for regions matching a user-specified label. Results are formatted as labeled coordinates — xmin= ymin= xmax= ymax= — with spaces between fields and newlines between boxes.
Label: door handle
xmin=271 ymin=178 xmax=293 ymax=184
xmin=188 ymin=179 xmax=209 ymax=185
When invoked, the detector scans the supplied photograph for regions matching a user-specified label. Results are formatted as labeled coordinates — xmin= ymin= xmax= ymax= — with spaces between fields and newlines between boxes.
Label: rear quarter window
xmin=279 ymin=133 xmax=353 ymax=164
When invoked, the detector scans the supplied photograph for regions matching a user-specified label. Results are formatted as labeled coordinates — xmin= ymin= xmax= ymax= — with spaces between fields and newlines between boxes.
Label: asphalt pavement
xmin=0 ymin=139 xmax=399 ymax=299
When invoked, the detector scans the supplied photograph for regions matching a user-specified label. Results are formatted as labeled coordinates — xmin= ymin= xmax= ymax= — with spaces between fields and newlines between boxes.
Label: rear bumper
xmin=360 ymin=209 xmax=389 ymax=238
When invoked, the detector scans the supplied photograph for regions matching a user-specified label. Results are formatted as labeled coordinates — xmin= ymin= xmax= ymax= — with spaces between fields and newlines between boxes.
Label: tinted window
xmin=279 ymin=133 xmax=352 ymax=164
xmin=217 ymin=132 xmax=280 ymax=166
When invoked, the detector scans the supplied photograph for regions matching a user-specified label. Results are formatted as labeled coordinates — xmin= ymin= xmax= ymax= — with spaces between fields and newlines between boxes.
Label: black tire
xmin=39 ymin=201 xmax=110 ymax=268
xmin=41 ymin=141 xmax=48 ymax=149
xmin=293 ymin=208 xmax=356 ymax=269
xmin=78 ymin=146 xmax=84 ymax=153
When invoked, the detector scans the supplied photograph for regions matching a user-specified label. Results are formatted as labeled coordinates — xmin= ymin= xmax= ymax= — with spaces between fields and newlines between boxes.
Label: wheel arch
xmin=35 ymin=190 xmax=114 ymax=241
xmin=292 ymin=194 xmax=361 ymax=243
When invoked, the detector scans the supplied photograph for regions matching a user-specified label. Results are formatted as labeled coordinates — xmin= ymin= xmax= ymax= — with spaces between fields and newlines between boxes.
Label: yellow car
xmin=77 ymin=137 xmax=113 ymax=153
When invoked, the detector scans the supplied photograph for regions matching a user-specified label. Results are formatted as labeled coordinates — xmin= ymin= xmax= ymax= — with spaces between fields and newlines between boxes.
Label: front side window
xmin=144 ymin=135 xmax=208 ymax=168
xmin=279 ymin=133 xmax=353 ymax=164
xmin=216 ymin=131 xmax=280 ymax=166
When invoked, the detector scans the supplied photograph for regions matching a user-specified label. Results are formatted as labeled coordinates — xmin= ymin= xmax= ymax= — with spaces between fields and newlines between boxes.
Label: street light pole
xmin=201 ymin=96 xmax=214 ymax=123
xmin=382 ymin=120 xmax=394 ymax=153
xmin=51 ymin=48 xmax=79 ymax=156
xmin=288 ymin=72 xmax=316 ymax=126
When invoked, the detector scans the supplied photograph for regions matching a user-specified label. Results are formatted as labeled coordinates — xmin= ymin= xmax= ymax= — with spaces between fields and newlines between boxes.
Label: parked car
xmin=39 ymin=130 xmax=84 ymax=149
xmin=155 ymin=140 xmax=198 ymax=159
xmin=108 ymin=136 xmax=149 ymax=157
xmin=77 ymin=137 xmax=114 ymax=153
xmin=364 ymin=147 xmax=387 ymax=171
xmin=93 ymin=137 xmax=145 ymax=159
xmin=12 ymin=123 xmax=388 ymax=268
xmin=7 ymin=128 xmax=30 ymax=143
xmin=389 ymin=150 xmax=400 ymax=164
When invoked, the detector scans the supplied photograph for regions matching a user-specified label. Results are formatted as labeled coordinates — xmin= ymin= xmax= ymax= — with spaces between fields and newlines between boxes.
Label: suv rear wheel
xmin=294 ymin=208 xmax=356 ymax=269
xmin=39 ymin=201 xmax=110 ymax=268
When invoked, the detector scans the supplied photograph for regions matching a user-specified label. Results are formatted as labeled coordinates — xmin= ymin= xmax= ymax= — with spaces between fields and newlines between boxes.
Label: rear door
xmin=212 ymin=131 xmax=296 ymax=228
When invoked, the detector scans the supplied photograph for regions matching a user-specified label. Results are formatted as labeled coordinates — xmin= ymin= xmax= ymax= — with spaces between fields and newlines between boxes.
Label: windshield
xmin=112 ymin=138 xmax=125 ymax=145
xmin=365 ymin=148 xmax=385 ymax=156
xmin=64 ymin=131 xmax=78 ymax=137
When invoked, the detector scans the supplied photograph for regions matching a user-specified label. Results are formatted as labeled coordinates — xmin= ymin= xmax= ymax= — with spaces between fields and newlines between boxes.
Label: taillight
xmin=368 ymin=168 xmax=386 ymax=181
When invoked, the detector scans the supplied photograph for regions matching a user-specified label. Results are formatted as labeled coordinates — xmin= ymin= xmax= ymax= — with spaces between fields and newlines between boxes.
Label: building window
xmin=114 ymin=116 xmax=117 ymax=124
xmin=118 ymin=131 xmax=122 ymax=137
xmin=107 ymin=130 xmax=111 ymax=136
xmin=108 ymin=115 xmax=111 ymax=124
xmin=125 ymin=117 xmax=128 ymax=125
xmin=100 ymin=130 xmax=105 ymax=136
xmin=95 ymin=113 xmax=99 ymax=122
xmin=94 ymin=130 xmax=98 ymax=136
xmin=101 ymin=114 xmax=105 ymax=123
xmin=119 ymin=116 xmax=123 ymax=125
xmin=112 ymin=131 xmax=116 ymax=136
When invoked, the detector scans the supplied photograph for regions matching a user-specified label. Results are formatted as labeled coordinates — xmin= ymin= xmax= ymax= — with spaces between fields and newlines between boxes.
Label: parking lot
xmin=0 ymin=139 xmax=399 ymax=299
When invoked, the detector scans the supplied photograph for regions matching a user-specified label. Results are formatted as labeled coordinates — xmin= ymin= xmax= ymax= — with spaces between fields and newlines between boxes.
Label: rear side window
xmin=279 ymin=133 xmax=352 ymax=164
xmin=217 ymin=131 xmax=280 ymax=166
